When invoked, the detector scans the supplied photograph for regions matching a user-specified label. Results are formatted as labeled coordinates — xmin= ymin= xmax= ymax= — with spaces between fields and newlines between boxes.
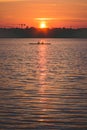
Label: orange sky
xmin=0 ymin=0 xmax=87 ymax=28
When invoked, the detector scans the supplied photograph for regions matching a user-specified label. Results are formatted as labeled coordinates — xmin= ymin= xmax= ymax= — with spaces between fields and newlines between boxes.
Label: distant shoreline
xmin=0 ymin=37 xmax=87 ymax=39
xmin=0 ymin=27 xmax=87 ymax=38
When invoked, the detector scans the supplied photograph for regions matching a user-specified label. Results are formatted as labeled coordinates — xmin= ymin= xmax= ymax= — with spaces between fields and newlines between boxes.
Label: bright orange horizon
xmin=0 ymin=0 xmax=87 ymax=28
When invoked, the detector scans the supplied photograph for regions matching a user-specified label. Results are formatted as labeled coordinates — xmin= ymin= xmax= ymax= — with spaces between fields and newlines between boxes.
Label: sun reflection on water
xmin=38 ymin=39 xmax=47 ymax=89
xmin=37 ymin=39 xmax=49 ymax=122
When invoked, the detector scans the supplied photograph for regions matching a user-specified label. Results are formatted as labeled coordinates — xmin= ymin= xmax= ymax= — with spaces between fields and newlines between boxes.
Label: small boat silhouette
xmin=29 ymin=42 xmax=51 ymax=45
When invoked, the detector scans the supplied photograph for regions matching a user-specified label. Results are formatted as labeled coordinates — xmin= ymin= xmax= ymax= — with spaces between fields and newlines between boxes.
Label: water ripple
xmin=0 ymin=38 xmax=87 ymax=129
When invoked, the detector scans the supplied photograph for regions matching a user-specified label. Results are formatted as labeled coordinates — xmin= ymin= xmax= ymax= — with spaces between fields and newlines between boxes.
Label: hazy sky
xmin=0 ymin=0 xmax=87 ymax=28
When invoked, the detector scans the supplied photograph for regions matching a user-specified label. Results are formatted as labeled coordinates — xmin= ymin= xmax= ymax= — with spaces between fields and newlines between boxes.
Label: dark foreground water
xmin=0 ymin=38 xmax=87 ymax=130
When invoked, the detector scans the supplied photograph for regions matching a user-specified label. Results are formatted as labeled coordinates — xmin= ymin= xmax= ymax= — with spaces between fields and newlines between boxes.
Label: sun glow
xmin=40 ymin=22 xmax=47 ymax=28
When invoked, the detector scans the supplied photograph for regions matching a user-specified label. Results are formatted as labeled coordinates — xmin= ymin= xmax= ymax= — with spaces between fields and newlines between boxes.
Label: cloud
xmin=35 ymin=18 xmax=58 ymax=21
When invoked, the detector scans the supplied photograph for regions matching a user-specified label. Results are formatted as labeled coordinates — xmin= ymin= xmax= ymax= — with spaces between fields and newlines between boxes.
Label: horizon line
xmin=0 ymin=26 xmax=87 ymax=29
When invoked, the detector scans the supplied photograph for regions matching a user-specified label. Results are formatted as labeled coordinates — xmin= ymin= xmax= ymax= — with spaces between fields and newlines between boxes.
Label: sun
xmin=40 ymin=21 xmax=47 ymax=28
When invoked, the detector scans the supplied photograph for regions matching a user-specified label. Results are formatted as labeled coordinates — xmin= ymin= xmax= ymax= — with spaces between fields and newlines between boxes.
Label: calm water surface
xmin=0 ymin=38 xmax=87 ymax=130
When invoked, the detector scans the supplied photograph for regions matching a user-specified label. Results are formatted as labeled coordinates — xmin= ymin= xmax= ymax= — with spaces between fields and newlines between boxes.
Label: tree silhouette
xmin=0 ymin=27 xmax=87 ymax=38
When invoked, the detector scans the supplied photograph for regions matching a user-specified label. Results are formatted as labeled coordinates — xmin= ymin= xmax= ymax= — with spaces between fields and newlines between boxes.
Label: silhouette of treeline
xmin=0 ymin=27 xmax=87 ymax=38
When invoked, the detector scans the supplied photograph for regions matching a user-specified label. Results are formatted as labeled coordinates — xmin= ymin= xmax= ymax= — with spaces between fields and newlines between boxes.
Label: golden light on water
xmin=37 ymin=41 xmax=48 ymax=122
xmin=38 ymin=40 xmax=47 ymax=90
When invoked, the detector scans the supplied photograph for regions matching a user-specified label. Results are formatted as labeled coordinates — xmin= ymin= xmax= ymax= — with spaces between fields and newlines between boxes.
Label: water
xmin=0 ymin=38 xmax=87 ymax=130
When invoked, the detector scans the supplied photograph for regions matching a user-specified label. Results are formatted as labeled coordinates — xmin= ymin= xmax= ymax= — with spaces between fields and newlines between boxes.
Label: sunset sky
xmin=0 ymin=0 xmax=87 ymax=28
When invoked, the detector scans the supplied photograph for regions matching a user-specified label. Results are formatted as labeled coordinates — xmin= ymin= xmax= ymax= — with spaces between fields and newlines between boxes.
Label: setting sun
xmin=40 ymin=22 xmax=47 ymax=28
